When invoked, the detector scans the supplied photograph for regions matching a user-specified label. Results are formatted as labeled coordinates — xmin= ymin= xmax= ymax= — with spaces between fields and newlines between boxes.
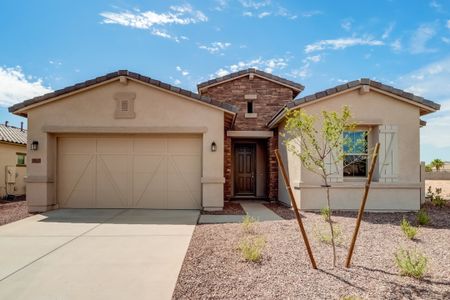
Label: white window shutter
xmin=378 ymin=125 xmax=398 ymax=183
xmin=325 ymin=146 xmax=343 ymax=183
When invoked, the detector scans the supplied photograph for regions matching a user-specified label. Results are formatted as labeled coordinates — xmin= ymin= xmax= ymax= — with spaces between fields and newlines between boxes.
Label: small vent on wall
xmin=114 ymin=92 xmax=136 ymax=119
xmin=120 ymin=100 xmax=129 ymax=112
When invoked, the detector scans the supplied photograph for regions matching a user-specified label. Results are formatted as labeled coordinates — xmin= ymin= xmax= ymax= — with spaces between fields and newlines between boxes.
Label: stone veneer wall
xmin=201 ymin=75 xmax=294 ymax=200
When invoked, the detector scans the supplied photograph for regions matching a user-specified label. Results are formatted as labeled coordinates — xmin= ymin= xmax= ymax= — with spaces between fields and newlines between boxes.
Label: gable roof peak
xmin=197 ymin=68 xmax=305 ymax=95
xmin=9 ymin=70 xmax=239 ymax=116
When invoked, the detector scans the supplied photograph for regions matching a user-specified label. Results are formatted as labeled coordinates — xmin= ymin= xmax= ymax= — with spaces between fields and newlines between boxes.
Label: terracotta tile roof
xmin=197 ymin=68 xmax=305 ymax=94
xmin=0 ymin=124 xmax=27 ymax=145
xmin=9 ymin=70 xmax=239 ymax=115
xmin=267 ymin=78 xmax=441 ymax=127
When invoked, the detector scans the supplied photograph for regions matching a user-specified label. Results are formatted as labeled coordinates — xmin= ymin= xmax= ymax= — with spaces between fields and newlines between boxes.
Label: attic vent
xmin=114 ymin=92 xmax=136 ymax=119
xmin=120 ymin=100 xmax=129 ymax=112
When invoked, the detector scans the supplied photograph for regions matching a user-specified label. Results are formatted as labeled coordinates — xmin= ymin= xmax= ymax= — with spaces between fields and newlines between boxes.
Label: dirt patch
xmin=201 ymin=202 xmax=246 ymax=215
xmin=0 ymin=201 xmax=31 ymax=226
xmin=264 ymin=202 xmax=296 ymax=220
xmin=174 ymin=207 xmax=450 ymax=299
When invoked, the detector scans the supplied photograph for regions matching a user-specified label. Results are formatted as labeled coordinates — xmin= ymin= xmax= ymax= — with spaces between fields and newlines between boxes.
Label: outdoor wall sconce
xmin=211 ymin=141 xmax=217 ymax=152
xmin=31 ymin=140 xmax=39 ymax=151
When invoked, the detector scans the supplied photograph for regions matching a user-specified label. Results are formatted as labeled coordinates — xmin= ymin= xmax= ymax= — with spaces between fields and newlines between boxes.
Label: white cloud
xmin=409 ymin=23 xmax=437 ymax=54
xmin=391 ymin=39 xmax=402 ymax=51
xmin=305 ymin=37 xmax=384 ymax=53
xmin=174 ymin=79 xmax=181 ymax=85
xmin=176 ymin=66 xmax=189 ymax=76
xmin=288 ymin=55 xmax=322 ymax=78
xmin=447 ymin=20 xmax=450 ymax=29
xmin=100 ymin=4 xmax=207 ymax=41
xmin=239 ymin=0 xmax=271 ymax=10
xmin=258 ymin=12 xmax=271 ymax=18
xmin=442 ymin=37 xmax=450 ymax=44
xmin=214 ymin=0 xmax=229 ymax=11
xmin=213 ymin=57 xmax=288 ymax=77
xmin=198 ymin=42 xmax=231 ymax=54
xmin=341 ymin=19 xmax=352 ymax=31
xmin=382 ymin=22 xmax=395 ymax=39
xmin=397 ymin=57 xmax=450 ymax=148
xmin=430 ymin=0 xmax=443 ymax=12
xmin=301 ymin=10 xmax=322 ymax=18
xmin=0 ymin=66 xmax=52 ymax=106
xmin=239 ymin=0 xmax=297 ymax=20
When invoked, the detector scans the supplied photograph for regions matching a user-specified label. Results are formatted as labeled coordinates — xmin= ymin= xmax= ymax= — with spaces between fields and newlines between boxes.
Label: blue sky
xmin=0 ymin=0 xmax=449 ymax=162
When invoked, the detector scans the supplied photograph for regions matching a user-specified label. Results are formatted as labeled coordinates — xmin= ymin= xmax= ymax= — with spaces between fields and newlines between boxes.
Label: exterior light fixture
xmin=31 ymin=141 xmax=39 ymax=151
xmin=211 ymin=141 xmax=217 ymax=152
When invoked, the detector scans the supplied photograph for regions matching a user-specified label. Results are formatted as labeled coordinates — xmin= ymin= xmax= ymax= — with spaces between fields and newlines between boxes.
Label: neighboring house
xmin=9 ymin=69 xmax=439 ymax=212
xmin=0 ymin=122 xmax=27 ymax=199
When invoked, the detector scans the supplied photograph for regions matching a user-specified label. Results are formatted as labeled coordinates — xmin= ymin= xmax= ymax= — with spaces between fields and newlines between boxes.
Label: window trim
xmin=343 ymin=130 xmax=369 ymax=178
xmin=16 ymin=152 xmax=26 ymax=167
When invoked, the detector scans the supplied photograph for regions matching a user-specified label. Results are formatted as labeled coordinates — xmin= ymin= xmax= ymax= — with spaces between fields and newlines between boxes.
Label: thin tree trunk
xmin=324 ymin=178 xmax=336 ymax=267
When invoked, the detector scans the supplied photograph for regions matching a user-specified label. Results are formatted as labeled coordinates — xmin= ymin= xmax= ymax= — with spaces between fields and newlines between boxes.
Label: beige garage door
xmin=57 ymin=135 xmax=202 ymax=209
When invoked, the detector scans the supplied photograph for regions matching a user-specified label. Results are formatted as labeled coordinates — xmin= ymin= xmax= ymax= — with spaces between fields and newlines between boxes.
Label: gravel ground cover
xmin=174 ymin=206 xmax=450 ymax=299
xmin=0 ymin=200 xmax=31 ymax=226
xmin=201 ymin=202 xmax=246 ymax=215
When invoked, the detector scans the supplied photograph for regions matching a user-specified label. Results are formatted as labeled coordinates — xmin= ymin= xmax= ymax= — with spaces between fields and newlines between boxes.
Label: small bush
xmin=238 ymin=236 xmax=266 ymax=262
xmin=395 ymin=248 xmax=427 ymax=279
xmin=241 ymin=215 xmax=257 ymax=234
xmin=416 ymin=209 xmax=430 ymax=226
xmin=321 ymin=206 xmax=331 ymax=222
xmin=427 ymin=186 xmax=448 ymax=208
xmin=401 ymin=217 xmax=418 ymax=240
xmin=314 ymin=224 xmax=343 ymax=245
xmin=341 ymin=296 xmax=362 ymax=300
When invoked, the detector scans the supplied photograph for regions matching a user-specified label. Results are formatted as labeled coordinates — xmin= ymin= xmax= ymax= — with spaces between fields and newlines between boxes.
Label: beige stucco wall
xmin=278 ymin=88 xmax=422 ymax=211
xmin=0 ymin=142 xmax=26 ymax=197
xmin=24 ymin=78 xmax=225 ymax=212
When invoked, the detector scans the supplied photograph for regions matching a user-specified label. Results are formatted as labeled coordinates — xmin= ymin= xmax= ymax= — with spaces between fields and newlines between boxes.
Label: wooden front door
xmin=234 ymin=143 xmax=256 ymax=196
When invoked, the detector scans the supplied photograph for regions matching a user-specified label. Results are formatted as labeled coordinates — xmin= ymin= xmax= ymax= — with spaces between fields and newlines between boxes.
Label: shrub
xmin=416 ymin=209 xmax=430 ymax=226
xmin=341 ymin=296 xmax=362 ymax=300
xmin=238 ymin=236 xmax=266 ymax=262
xmin=315 ymin=224 xmax=343 ymax=245
xmin=241 ymin=215 xmax=257 ymax=234
xmin=394 ymin=248 xmax=427 ymax=279
xmin=321 ymin=206 xmax=331 ymax=222
xmin=427 ymin=186 xmax=448 ymax=208
xmin=401 ymin=217 xmax=418 ymax=240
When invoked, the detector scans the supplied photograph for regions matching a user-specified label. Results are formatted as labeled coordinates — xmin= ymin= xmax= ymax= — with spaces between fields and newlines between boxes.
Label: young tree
xmin=283 ymin=106 xmax=364 ymax=267
xmin=430 ymin=159 xmax=444 ymax=171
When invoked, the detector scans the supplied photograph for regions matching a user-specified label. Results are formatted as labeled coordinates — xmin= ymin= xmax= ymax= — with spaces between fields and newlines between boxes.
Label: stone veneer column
xmin=223 ymin=134 xmax=232 ymax=201
xmin=267 ymin=128 xmax=278 ymax=201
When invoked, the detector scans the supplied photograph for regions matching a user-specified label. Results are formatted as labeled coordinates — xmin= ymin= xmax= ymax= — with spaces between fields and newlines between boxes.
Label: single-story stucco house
xmin=9 ymin=69 xmax=439 ymax=212
xmin=0 ymin=122 xmax=27 ymax=199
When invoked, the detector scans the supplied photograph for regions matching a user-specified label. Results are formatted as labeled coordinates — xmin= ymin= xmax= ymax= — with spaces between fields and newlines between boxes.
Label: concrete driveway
xmin=0 ymin=209 xmax=199 ymax=300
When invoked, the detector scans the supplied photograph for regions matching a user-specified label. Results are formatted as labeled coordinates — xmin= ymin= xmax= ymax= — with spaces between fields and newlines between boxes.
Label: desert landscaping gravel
xmin=0 ymin=201 xmax=31 ymax=226
xmin=174 ymin=206 xmax=450 ymax=299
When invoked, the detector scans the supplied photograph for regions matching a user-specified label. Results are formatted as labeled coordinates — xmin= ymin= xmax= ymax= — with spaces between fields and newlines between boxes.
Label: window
xmin=247 ymin=101 xmax=253 ymax=113
xmin=343 ymin=131 xmax=368 ymax=177
xmin=16 ymin=153 xmax=26 ymax=166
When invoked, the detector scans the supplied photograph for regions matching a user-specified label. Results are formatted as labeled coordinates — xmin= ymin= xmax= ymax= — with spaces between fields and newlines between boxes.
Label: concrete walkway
xmin=0 ymin=209 xmax=199 ymax=300
xmin=239 ymin=201 xmax=283 ymax=221
xmin=198 ymin=201 xmax=282 ymax=224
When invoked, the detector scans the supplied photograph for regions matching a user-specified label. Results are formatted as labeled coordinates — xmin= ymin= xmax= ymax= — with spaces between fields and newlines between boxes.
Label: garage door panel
xmin=97 ymin=138 xmax=132 ymax=153
xmin=58 ymin=138 xmax=96 ymax=154
xmin=132 ymin=157 xmax=168 ymax=209
xmin=96 ymin=156 xmax=131 ymax=208
xmin=59 ymin=155 xmax=96 ymax=208
xmin=134 ymin=137 xmax=167 ymax=153
xmin=58 ymin=135 xmax=201 ymax=209
xmin=168 ymin=137 xmax=201 ymax=154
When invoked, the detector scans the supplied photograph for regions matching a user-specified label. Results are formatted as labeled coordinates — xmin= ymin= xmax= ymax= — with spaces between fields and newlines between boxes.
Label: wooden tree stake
xmin=275 ymin=149 xmax=317 ymax=269
xmin=345 ymin=142 xmax=380 ymax=268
